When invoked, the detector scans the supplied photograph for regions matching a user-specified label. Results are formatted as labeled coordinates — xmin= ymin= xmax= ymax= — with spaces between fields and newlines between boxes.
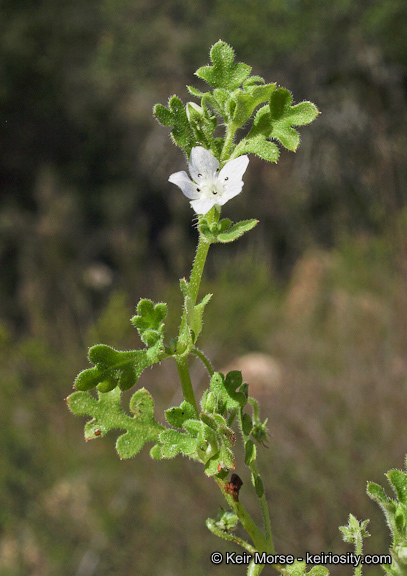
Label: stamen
xmin=224 ymin=177 xmax=229 ymax=181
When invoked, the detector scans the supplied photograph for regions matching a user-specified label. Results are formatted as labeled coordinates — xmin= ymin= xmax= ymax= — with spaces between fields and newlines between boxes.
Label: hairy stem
xmin=215 ymin=477 xmax=267 ymax=553
xmin=250 ymin=461 xmax=274 ymax=554
xmin=175 ymin=355 xmax=199 ymax=415
xmin=191 ymin=347 xmax=214 ymax=376
xmin=221 ymin=123 xmax=238 ymax=162
xmin=176 ymin=209 xmax=215 ymax=413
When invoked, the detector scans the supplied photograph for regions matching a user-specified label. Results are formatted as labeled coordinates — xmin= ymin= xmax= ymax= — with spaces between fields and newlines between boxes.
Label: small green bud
xmin=214 ymin=508 xmax=239 ymax=532
xmin=251 ymin=417 xmax=269 ymax=446
xmin=186 ymin=101 xmax=204 ymax=124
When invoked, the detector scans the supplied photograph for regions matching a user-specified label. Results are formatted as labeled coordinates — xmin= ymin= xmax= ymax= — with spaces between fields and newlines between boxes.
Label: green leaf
xmin=165 ymin=401 xmax=196 ymax=428
xmin=232 ymin=135 xmax=280 ymax=163
xmin=268 ymin=88 xmax=319 ymax=151
xmin=245 ymin=440 xmax=256 ymax=465
xmin=232 ymin=83 xmax=276 ymax=128
xmin=247 ymin=89 xmax=319 ymax=153
xmin=186 ymin=102 xmax=217 ymax=149
xmin=388 ymin=470 xmax=407 ymax=505
xmin=199 ymin=218 xmax=259 ymax=244
xmin=154 ymin=429 xmax=198 ymax=459
xmin=180 ymin=278 xmax=212 ymax=345
xmin=187 ymin=85 xmax=206 ymax=98
xmin=210 ymin=371 xmax=247 ymax=412
xmin=66 ymin=387 xmax=164 ymax=458
xmin=253 ymin=475 xmax=264 ymax=498
xmin=217 ymin=219 xmax=259 ymax=243
xmin=308 ymin=568 xmax=330 ymax=576
xmin=131 ymin=299 xmax=167 ymax=346
xmin=153 ymin=95 xmax=195 ymax=156
xmin=74 ymin=342 xmax=165 ymax=393
xmin=201 ymin=89 xmax=231 ymax=119
xmin=195 ymin=40 xmax=251 ymax=91
xmin=242 ymin=413 xmax=253 ymax=436
xmin=284 ymin=562 xmax=328 ymax=576
xmin=243 ymin=76 xmax=266 ymax=88
xmin=285 ymin=560 xmax=307 ymax=576
xmin=367 ymin=481 xmax=392 ymax=504
xmin=213 ymin=508 xmax=239 ymax=532
xmin=339 ymin=514 xmax=370 ymax=543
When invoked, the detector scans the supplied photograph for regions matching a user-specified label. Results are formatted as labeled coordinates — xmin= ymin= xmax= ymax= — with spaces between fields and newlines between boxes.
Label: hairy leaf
xmin=66 ymin=387 xmax=164 ymax=459
xmin=210 ymin=371 xmax=247 ymax=412
xmin=153 ymin=95 xmax=195 ymax=156
xmin=217 ymin=219 xmax=259 ymax=243
xmin=195 ymin=40 xmax=251 ymax=91
xmin=131 ymin=299 xmax=167 ymax=346
xmin=232 ymin=82 xmax=276 ymax=128
xmin=74 ymin=342 xmax=165 ymax=393
xmin=179 ymin=278 xmax=212 ymax=345
xmin=268 ymin=88 xmax=319 ymax=151
xmin=165 ymin=401 xmax=196 ymax=428
xmin=232 ymin=135 xmax=279 ymax=163
xmin=388 ymin=470 xmax=407 ymax=506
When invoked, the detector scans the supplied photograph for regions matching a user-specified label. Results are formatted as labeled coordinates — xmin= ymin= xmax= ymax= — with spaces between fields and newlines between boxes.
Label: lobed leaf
xmin=153 ymin=95 xmax=195 ymax=156
xmin=180 ymin=278 xmax=212 ymax=346
xmin=131 ymin=298 xmax=167 ymax=346
xmin=195 ymin=40 xmax=251 ymax=91
xmin=339 ymin=514 xmax=370 ymax=544
xmin=232 ymin=135 xmax=280 ymax=163
xmin=74 ymin=342 xmax=165 ymax=393
xmin=66 ymin=387 xmax=164 ymax=459
xmin=199 ymin=218 xmax=259 ymax=244
xmin=388 ymin=470 xmax=407 ymax=505
xmin=232 ymin=82 xmax=276 ymax=128
xmin=153 ymin=429 xmax=198 ymax=459
xmin=210 ymin=371 xmax=247 ymax=412
xmin=165 ymin=400 xmax=196 ymax=428
xmin=284 ymin=561 xmax=329 ymax=576
xmin=268 ymin=88 xmax=319 ymax=151
xmin=217 ymin=219 xmax=259 ymax=243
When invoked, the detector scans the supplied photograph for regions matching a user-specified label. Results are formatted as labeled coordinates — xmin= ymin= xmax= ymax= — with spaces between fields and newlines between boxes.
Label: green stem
xmin=250 ymin=461 xmax=274 ymax=554
xmin=206 ymin=519 xmax=257 ymax=555
xmin=215 ymin=478 xmax=267 ymax=553
xmin=354 ymin=532 xmax=363 ymax=576
xmin=176 ymin=209 xmax=216 ymax=413
xmin=221 ymin=123 xmax=238 ymax=162
xmin=175 ymin=355 xmax=199 ymax=415
xmin=236 ymin=407 xmax=275 ymax=556
xmin=191 ymin=347 xmax=214 ymax=376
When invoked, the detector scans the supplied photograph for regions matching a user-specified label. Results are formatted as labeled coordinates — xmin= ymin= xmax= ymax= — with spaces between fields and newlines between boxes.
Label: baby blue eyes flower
xmin=168 ymin=146 xmax=249 ymax=215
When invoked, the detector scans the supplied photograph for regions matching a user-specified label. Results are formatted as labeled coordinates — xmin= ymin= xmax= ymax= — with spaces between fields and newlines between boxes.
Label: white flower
xmin=168 ymin=146 xmax=249 ymax=215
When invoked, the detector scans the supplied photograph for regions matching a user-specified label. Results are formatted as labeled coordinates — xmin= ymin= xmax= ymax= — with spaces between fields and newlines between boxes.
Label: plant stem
xmin=176 ymin=209 xmax=215 ymax=413
xmin=221 ymin=123 xmax=237 ymax=162
xmin=215 ymin=477 xmax=267 ymax=554
xmin=250 ymin=462 xmax=274 ymax=554
xmin=189 ymin=233 xmax=211 ymax=304
xmin=175 ymin=355 xmax=199 ymax=415
xmin=354 ymin=532 xmax=363 ymax=576
xmin=191 ymin=347 xmax=214 ymax=376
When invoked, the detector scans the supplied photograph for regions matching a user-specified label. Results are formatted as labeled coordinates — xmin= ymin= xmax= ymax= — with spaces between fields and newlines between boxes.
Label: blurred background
xmin=1 ymin=1 xmax=407 ymax=575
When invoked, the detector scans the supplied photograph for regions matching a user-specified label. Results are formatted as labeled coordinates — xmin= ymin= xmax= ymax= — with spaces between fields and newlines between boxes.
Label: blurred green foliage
xmin=1 ymin=0 xmax=407 ymax=574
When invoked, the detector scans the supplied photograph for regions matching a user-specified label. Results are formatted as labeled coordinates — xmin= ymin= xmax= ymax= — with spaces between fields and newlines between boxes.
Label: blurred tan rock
xmin=223 ymin=352 xmax=283 ymax=397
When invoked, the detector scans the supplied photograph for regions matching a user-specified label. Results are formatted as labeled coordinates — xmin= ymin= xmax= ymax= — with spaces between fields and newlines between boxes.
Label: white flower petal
xmin=190 ymin=197 xmax=218 ymax=215
xmin=189 ymin=147 xmax=219 ymax=183
xmin=168 ymin=171 xmax=200 ymax=199
xmin=217 ymin=155 xmax=249 ymax=203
